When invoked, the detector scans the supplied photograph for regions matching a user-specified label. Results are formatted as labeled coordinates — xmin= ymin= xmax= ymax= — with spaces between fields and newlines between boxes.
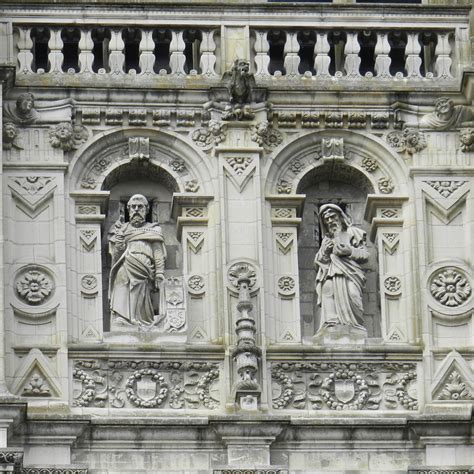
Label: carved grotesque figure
xmin=108 ymin=194 xmax=167 ymax=327
xmin=420 ymin=97 xmax=474 ymax=130
xmin=313 ymin=204 xmax=369 ymax=333
xmin=225 ymin=59 xmax=256 ymax=105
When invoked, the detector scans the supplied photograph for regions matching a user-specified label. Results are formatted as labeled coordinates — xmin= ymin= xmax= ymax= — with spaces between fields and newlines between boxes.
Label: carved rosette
xmin=278 ymin=276 xmax=296 ymax=297
xmin=125 ymin=369 xmax=168 ymax=408
xmin=384 ymin=276 xmax=402 ymax=297
xmin=227 ymin=262 xmax=257 ymax=292
xmin=187 ymin=274 xmax=206 ymax=296
xmin=430 ymin=268 xmax=471 ymax=308
xmin=15 ymin=268 xmax=53 ymax=305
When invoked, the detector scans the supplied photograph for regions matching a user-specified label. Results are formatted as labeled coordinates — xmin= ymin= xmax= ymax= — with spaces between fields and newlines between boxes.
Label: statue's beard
xmin=327 ymin=222 xmax=342 ymax=237
xmin=130 ymin=214 xmax=145 ymax=227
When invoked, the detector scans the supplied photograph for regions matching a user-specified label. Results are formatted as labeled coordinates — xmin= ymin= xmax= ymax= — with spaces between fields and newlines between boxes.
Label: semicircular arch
xmin=68 ymin=127 xmax=214 ymax=195
xmin=265 ymin=130 xmax=409 ymax=196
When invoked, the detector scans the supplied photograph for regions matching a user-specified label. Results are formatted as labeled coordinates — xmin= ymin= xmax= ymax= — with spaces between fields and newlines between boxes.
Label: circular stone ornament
xmin=429 ymin=267 xmax=471 ymax=308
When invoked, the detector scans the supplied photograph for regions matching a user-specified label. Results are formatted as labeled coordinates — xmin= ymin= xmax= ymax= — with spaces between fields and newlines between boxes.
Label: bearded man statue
xmin=314 ymin=204 xmax=369 ymax=334
xmin=108 ymin=194 xmax=167 ymax=327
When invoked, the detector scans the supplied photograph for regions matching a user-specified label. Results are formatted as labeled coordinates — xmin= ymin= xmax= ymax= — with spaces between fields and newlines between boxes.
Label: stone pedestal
xmin=313 ymin=324 xmax=367 ymax=345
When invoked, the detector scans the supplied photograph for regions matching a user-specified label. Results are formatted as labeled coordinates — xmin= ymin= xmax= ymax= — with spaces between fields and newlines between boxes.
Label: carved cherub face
xmin=127 ymin=195 xmax=149 ymax=227
xmin=435 ymin=97 xmax=454 ymax=117
xmin=55 ymin=123 xmax=73 ymax=140
xmin=3 ymin=122 xmax=17 ymax=141
xmin=16 ymin=93 xmax=34 ymax=115
xmin=322 ymin=209 xmax=343 ymax=236
xmin=459 ymin=128 xmax=473 ymax=146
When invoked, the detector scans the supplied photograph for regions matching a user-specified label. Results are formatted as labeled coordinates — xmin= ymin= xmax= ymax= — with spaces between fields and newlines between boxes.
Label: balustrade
xmin=14 ymin=25 xmax=219 ymax=77
xmin=13 ymin=24 xmax=457 ymax=82
xmin=252 ymin=28 xmax=455 ymax=80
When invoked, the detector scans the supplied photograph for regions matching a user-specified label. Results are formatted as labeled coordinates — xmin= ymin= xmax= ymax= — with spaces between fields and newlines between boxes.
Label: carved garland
xmin=125 ymin=369 xmax=168 ymax=408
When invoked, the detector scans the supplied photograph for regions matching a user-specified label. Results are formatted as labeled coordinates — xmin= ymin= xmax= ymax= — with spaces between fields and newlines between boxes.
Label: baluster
xmin=139 ymin=29 xmax=155 ymax=75
xmin=78 ymin=29 xmax=94 ymax=73
xmin=435 ymin=32 xmax=453 ymax=79
xmin=200 ymin=30 xmax=217 ymax=76
xmin=48 ymin=28 xmax=63 ymax=73
xmin=314 ymin=32 xmax=330 ymax=77
xmin=109 ymin=29 xmax=125 ymax=74
xmin=374 ymin=32 xmax=391 ymax=78
xmin=170 ymin=30 xmax=186 ymax=75
xmin=283 ymin=31 xmax=300 ymax=77
xmin=16 ymin=27 xmax=34 ymax=74
xmin=254 ymin=30 xmax=270 ymax=77
xmin=344 ymin=32 xmax=361 ymax=78
xmin=405 ymin=33 xmax=421 ymax=78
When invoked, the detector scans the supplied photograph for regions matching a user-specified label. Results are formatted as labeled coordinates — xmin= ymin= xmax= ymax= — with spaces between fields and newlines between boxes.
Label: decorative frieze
xmin=271 ymin=362 xmax=418 ymax=411
xmin=72 ymin=360 xmax=220 ymax=409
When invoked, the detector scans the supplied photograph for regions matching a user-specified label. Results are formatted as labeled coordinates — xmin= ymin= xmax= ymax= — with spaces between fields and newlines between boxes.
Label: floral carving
xmin=226 ymin=156 xmax=252 ymax=175
xmin=384 ymin=276 xmax=401 ymax=296
xmin=16 ymin=270 xmax=53 ymax=305
xmin=386 ymin=131 xmax=406 ymax=152
xmin=459 ymin=128 xmax=474 ymax=152
xmin=386 ymin=129 xmax=426 ymax=154
xmin=325 ymin=112 xmax=343 ymax=128
xmin=81 ymin=275 xmax=97 ymax=290
xmin=228 ymin=262 xmax=257 ymax=290
xmin=277 ymin=179 xmax=292 ymax=194
xmin=184 ymin=179 xmax=200 ymax=193
xmin=301 ymin=112 xmax=320 ymax=128
xmin=169 ymin=158 xmax=186 ymax=173
xmin=49 ymin=122 xmax=88 ymax=152
xmin=196 ymin=367 xmax=220 ymax=409
xmin=126 ymin=369 xmax=168 ymax=408
xmin=360 ymin=157 xmax=378 ymax=173
xmin=272 ymin=369 xmax=294 ymax=409
xmin=438 ymin=371 xmax=472 ymax=401
xmin=378 ymin=177 xmax=394 ymax=194
xmin=289 ymin=158 xmax=305 ymax=174
xmin=251 ymin=121 xmax=283 ymax=149
xmin=425 ymin=180 xmax=467 ymax=198
xmin=278 ymin=276 xmax=296 ymax=297
xmin=22 ymin=373 xmax=51 ymax=396
xmin=187 ymin=274 xmax=205 ymax=296
xmin=395 ymin=371 xmax=418 ymax=410
xmin=430 ymin=268 xmax=471 ymax=307
xmin=371 ymin=112 xmax=389 ymax=129
xmin=348 ymin=112 xmax=367 ymax=129
xmin=403 ymin=128 xmax=427 ymax=154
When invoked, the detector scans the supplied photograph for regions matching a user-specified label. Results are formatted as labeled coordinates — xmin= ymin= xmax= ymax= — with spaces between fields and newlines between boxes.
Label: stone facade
xmin=0 ymin=1 xmax=473 ymax=473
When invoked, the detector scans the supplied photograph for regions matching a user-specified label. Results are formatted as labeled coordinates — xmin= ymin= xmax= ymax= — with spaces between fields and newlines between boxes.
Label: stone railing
xmin=252 ymin=29 xmax=455 ymax=81
xmin=12 ymin=25 xmax=461 ymax=86
xmin=15 ymin=25 xmax=218 ymax=77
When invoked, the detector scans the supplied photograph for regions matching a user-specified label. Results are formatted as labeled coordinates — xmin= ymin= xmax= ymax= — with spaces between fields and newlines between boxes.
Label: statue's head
xmin=434 ymin=97 xmax=454 ymax=118
xmin=16 ymin=93 xmax=35 ymax=115
xmin=3 ymin=122 xmax=18 ymax=142
xmin=233 ymin=59 xmax=250 ymax=76
xmin=127 ymin=194 xmax=149 ymax=227
xmin=319 ymin=204 xmax=350 ymax=237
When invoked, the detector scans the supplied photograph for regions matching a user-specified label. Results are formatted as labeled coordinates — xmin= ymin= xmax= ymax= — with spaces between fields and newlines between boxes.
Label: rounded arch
xmin=68 ymin=127 xmax=215 ymax=195
xmin=265 ymin=129 xmax=409 ymax=196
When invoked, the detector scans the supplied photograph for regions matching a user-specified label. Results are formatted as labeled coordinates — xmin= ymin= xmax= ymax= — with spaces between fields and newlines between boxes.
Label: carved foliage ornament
xmin=271 ymin=362 xmax=418 ymax=411
xmin=251 ymin=121 xmax=283 ymax=149
xmin=430 ymin=268 xmax=471 ymax=307
xmin=425 ymin=180 xmax=467 ymax=198
xmin=13 ymin=176 xmax=53 ymax=195
xmin=386 ymin=129 xmax=427 ymax=154
xmin=49 ymin=122 xmax=88 ymax=152
xmin=228 ymin=262 xmax=257 ymax=291
xmin=16 ymin=269 xmax=53 ymax=305
xmin=360 ymin=157 xmax=378 ymax=173
xmin=378 ymin=176 xmax=394 ymax=194
xmin=438 ymin=371 xmax=472 ymax=401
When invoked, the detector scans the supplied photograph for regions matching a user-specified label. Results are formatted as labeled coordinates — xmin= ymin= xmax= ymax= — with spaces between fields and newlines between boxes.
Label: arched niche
xmin=296 ymin=161 xmax=380 ymax=339
xmin=100 ymin=161 xmax=182 ymax=332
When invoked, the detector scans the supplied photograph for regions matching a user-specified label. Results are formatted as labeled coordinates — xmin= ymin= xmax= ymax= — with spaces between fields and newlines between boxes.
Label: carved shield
xmin=136 ymin=377 xmax=157 ymax=401
xmin=334 ymin=380 xmax=355 ymax=404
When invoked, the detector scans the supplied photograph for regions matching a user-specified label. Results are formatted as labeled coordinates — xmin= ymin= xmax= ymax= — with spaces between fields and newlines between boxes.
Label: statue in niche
xmin=4 ymin=92 xmax=40 ymax=125
xmin=108 ymin=194 xmax=167 ymax=328
xmin=313 ymin=204 xmax=369 ymax=336
xmin=420 ymin=97 xmax=474 ymax=130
